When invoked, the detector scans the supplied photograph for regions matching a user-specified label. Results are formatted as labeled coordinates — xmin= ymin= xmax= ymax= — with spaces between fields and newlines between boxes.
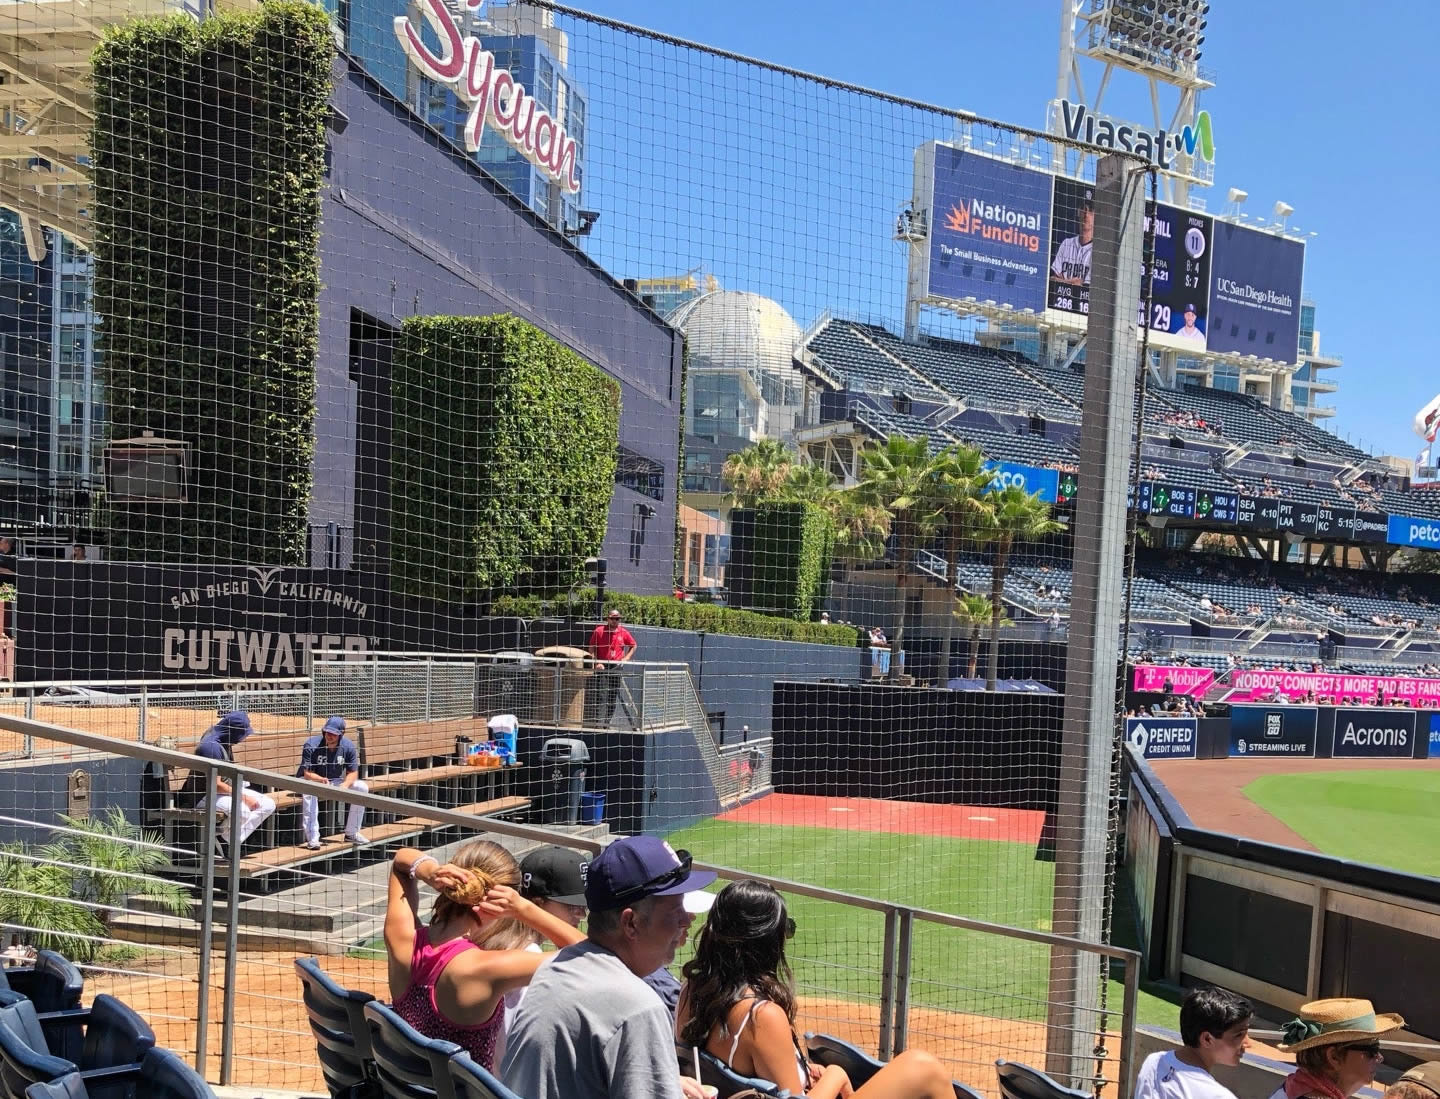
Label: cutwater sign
xmin=983 ymin=461 xmax=1059 ymax=503
xmin=1332 ymin=708 xmax=1415 ymax=759
xmin=1126 ymin=717 xmax=1197 ymax=761
xmin=1229 ymin=705 xmax=1317 ymax=758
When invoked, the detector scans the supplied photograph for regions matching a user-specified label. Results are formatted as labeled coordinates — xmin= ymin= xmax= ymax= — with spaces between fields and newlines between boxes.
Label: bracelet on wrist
xmin=409 ymin=854 xmax=439 ymax=880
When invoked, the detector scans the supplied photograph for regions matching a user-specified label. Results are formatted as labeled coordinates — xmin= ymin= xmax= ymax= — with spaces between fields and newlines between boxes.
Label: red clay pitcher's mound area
xmin=720 ymin=793 xmax=1046 ymax=846
xmin=1150 ymin=756 xmax=1440 ymax=851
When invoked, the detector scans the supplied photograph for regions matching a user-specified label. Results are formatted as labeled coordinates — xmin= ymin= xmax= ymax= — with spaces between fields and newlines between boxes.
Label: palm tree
xmin=952 ymin=593 xmax=1012 ymax=680
xmin=721 ymin=440 xmax=794 ymax=508
xmin=775 ymin=461 xmax=838 ymax=504
xmin=977 ymin=484 xmax=1064 ymax=690
xmin=856 ymin=434 xmax=945 ymax=680
xmin=828 ymin=485 xmax=890 ymax=566
xmin=0 ymin=808 xmax=190 ymax=962
xmin=931 ymin=443 xmax=994 ymax=685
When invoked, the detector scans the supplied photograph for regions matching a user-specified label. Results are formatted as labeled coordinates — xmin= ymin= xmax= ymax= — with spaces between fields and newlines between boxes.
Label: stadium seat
xmin=804 ymin=1033 xmax=985 ymax=1099
xmin=995 ymin=1059 xmax=1093 ymax=1099
xmin=0 ymin=954 xmax=84 ymax=1018
xmin=0 ymin=995 xmax=153 ymax=1099
xmin=133 ymin=1049 xmax=213 ymax=1099
xmin=361 ymin=1001 xmax=461 ymax=1099
xmin=294 ymin=958 xmax=377 ymax=1099
xmin=446 ymin=1053 xmax=524 ymax=1099
xmin=22 ymin=1074 xmax=86 ymax=1099
xmin=673 ymin=1041 xmax=791 ymax=1098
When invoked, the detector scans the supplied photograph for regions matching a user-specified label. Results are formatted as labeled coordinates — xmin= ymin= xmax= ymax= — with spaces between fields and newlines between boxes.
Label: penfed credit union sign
xmin=394 ymin=0 xmax=582 ymax=195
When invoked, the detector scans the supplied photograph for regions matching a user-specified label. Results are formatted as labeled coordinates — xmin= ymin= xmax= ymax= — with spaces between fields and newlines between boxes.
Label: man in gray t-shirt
xmin=500 ymin=836 xmax=715 ymax=1099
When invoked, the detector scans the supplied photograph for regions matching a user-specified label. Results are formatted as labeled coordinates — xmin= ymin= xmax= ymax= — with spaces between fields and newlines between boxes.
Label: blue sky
xmin=561 ymin=0 xmax=1438 ymax=462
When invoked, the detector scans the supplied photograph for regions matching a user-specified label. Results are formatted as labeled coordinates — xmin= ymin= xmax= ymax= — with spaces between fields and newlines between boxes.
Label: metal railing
xmin=0 ymin=713 xmax=1141 ymax=1098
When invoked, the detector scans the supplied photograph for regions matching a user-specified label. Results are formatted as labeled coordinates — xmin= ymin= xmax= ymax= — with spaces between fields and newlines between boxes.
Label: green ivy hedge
xmin=391 ymin=315 xmax=620 ymax=601
xmin=725 ymin=503 xmax=836 ymax=622
xmin=91 ymin=1 xmax=333 ymax=564
xmin=492 ymin=591 xmax=858 ymax=647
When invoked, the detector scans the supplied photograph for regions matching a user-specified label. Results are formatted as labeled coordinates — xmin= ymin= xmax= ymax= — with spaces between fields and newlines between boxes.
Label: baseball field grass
xmin=666 ymin=817 xmax=1180 ymax=1027
xmin=1243 ymin=768 xmax=1440 ymax=879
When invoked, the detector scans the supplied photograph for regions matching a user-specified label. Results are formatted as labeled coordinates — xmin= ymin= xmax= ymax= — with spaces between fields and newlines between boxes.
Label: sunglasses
xmin=1343 ymin=1043 xmax=1382 ymax=1059
xmin=609 ymin=849 xmax=693 ymax=905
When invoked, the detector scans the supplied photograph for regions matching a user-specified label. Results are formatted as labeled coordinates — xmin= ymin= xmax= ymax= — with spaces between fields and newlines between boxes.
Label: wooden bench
xmin=146 ymin=720 xmax=527 ymax=876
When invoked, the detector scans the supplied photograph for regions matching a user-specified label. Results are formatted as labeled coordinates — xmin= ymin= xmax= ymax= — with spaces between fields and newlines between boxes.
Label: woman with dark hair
xmin=385 ymin=842 xmax=585 ymax=1074
xmin=1269 ymin=998 xmax=1405 ymax=1099
xmin=676 ymin=880 xmax=954 ymax=1098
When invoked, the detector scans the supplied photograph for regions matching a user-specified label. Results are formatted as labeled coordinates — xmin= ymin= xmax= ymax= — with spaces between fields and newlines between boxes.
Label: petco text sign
xmin=1332 ymin=708 xmax=1416 ymax=759
xmin=1126 ymin=717 xmax=1197 ymax=761
xmin=395 ymin=0 xmax=581 ymax=194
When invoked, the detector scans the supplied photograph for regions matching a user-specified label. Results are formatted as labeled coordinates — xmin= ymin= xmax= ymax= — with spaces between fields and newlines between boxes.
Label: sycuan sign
xmin=394 ymin=0 xmax=581 ymax=194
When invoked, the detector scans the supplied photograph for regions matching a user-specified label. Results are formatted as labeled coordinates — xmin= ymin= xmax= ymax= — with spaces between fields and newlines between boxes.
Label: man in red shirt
xmin=588 ymin=609 xmax=637 ymax=667
xmin=586 ymin=610 xmax=637 ymax=727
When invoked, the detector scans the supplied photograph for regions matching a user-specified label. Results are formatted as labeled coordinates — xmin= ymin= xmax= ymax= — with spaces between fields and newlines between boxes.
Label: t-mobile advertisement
xmin=1229 ymin=705 xmax=1317 ymax=758
xmin=1207 ymin=221 xmax=1305 ymax=362
xmin=926 ymin=144 xmax=1053 ymax=314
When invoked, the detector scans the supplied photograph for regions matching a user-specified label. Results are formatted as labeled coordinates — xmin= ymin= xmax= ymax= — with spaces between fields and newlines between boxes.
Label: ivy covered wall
xmin=390 ymin=314 xmax=621 ymax=601
xmin=727 ymin=502 xmax=836 ymax=622
xmin=90 ymin=1 xmax=333 ymax=563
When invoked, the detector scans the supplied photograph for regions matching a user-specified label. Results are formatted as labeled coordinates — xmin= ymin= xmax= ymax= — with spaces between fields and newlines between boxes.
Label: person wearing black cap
xmin=185 ymin=711 xmax=275 ymax=852
xmin=297 ymin=716 xmax=368 ymax=849
xmin=500 ymin=836 xmax=714 ymax=1099
xmin=1175 ymin=303 xmax=1207 ymax=347
xmin=1052 ymin=190 xmax=1094 ymax=287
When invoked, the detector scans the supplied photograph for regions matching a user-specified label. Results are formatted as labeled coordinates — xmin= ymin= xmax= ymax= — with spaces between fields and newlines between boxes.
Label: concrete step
xmin=107 ymin=911 xmax=351 ymax=956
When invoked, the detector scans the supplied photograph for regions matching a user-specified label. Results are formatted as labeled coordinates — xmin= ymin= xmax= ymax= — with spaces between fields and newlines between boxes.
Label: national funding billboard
xmin=912 ymin=143 xmax=1054 ymax=314
xmin=1047 ymin=177 xmax=1214 ymax=353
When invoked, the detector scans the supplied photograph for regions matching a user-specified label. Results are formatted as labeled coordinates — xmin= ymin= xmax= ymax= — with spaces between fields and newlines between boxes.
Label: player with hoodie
xmin=182 ymin=711 xmax=276 ymax=853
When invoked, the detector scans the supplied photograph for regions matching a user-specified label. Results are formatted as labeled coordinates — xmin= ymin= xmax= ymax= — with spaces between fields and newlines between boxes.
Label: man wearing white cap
xmin=297 ymin=716 xmax=368 ymax=849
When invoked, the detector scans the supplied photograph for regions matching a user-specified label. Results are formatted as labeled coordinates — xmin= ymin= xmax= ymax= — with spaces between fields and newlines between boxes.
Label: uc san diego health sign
xmin=394 ymin=0 xmax=581 ymax=194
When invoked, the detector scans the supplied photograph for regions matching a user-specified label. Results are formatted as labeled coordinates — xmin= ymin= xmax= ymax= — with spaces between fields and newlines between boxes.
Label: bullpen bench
xmin=145 ymin=720 xmax=526 ymax=877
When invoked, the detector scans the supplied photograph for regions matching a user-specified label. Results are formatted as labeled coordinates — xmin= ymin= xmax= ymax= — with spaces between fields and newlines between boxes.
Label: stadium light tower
xmin=1051 ymin=0 xmax=1215 ymax=207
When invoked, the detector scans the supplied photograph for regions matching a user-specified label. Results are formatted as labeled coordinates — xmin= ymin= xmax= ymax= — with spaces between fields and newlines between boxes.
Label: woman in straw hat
xmin=1270 ymin=998 xmax=1405 ymax=1099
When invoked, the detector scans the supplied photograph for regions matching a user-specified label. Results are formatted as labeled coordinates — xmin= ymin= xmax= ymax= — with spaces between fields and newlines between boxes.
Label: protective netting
xmin=0 ymin=0 xmax=1192 ymax=1093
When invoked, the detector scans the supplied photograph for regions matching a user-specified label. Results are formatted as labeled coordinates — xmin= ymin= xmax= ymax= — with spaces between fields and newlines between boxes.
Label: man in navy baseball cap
xmin=501 ymin=835 xmax=715 ymax=1099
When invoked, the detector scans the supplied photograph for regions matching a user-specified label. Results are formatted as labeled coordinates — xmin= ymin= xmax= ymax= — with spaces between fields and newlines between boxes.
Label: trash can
xmin=579 ymin=791 xmax=605 ymax=825
xmin=479 ymin=652 xmax=536 ymax=721
xmin=540 ymin=737 xmax=589 ymax=824
xmin=534 ymin=646 xmax=593 ymax=726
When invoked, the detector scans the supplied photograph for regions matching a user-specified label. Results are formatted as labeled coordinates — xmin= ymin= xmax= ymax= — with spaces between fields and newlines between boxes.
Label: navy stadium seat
xmin=0 ymin=954 xmax=83 ymax=1017
xmin=673 ymin=1041 xmax=791 ymax=1098
xmin=134 ymin=1049 xmax=212 ymax=1099
xmin=804 ymin=1032 xmax=984 ymax=1099
xmin=22 ymin=1074 xmax=86 ymax=1099
xmin=995 ymin=1059 xmax=1093 ymax=1099
xmin=361 ymin=1001 xmax=461 ymax=1099
xmin=445 ymin=1053 xmax=524 ymax=1099
xmin=294 ymin=958 xmax=377 ymax=1099
xmin=0 ymin=995 xmax=153 ymax=1099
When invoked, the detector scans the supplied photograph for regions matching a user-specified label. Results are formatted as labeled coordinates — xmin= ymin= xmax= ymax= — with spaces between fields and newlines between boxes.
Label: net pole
xmin=1046 ymin=153 xmax=1146 ymax=1085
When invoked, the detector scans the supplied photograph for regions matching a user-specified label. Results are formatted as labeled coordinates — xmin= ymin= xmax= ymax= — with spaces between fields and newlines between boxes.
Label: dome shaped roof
xmin=669 ymin=291 xmax=802 ymax=380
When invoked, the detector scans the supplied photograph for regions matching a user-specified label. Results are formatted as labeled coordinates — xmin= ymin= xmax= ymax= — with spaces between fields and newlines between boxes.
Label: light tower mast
xmin=1051 ymin=0 xmax=1215 ymax=208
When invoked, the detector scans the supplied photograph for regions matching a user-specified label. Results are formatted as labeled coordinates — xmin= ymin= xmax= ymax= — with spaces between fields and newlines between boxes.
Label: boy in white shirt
xmin=1135 ymin=987 xmax=1253 ymax=1099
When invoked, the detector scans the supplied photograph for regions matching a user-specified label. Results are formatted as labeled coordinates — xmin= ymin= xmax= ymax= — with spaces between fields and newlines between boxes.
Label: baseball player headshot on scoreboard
xmin=1051 ymin=190 xmax=1094 ymax=287
xmin=1174 ymin=302 xmax=1207 ymax=347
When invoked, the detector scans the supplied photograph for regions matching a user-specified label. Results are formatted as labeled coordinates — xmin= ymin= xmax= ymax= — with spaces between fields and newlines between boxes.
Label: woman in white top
xmin=1268 ymin=998 xmax=1405 ymax=1099
xmin=676 ymin=879 xmax=955 ymax=1099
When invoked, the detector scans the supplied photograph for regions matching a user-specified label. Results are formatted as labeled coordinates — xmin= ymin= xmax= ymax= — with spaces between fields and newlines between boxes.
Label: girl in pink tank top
xmin=384 ymin=843 xmax=586 ymax=1074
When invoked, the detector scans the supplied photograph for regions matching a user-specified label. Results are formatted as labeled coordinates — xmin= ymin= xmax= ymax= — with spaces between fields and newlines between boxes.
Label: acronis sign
xmin=1053 ymin=100 xmax=1214 ymax=173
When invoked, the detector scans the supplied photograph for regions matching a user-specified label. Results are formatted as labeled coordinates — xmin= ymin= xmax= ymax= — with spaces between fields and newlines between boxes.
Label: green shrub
xmin=390 ymin=315 xmax=620 ymax=601
xmin=491 ymin=590 xmax=857 ymax=647
xmin=91 ymin=1 xmax=333 ymax=563
xmin=725 ymin=503 xmax=836 ymax=621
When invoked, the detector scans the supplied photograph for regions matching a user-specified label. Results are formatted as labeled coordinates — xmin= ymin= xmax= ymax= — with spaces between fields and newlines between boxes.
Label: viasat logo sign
xmin=1057 ymin=101 xmax=1214 ymax=172
xmin=394 ymin=0 xmax=581 ymax=194
xmin=941 ymin=197 xmax=1043 ymax=253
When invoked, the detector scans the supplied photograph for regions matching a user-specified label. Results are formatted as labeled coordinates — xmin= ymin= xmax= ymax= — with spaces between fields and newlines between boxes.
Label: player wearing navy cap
xmin=1175 ymin=303 xmax=1207 ymax=346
